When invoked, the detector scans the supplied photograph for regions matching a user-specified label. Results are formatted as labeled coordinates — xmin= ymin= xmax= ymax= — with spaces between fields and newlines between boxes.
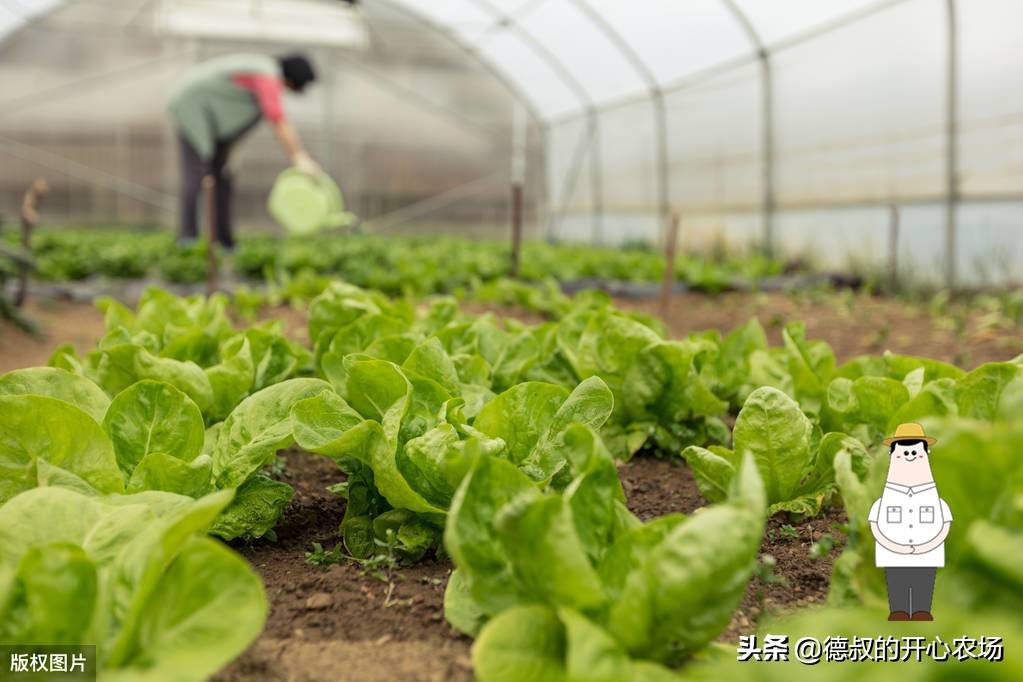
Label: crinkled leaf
xmin=0 ymin=367 xmax=109 ymax=423
xmin=103 ymin=380 xmax=204 ymax=476
xmin=90 ymin=343 xmax=214 ymax=414
xmin=209 ymin=475 xmax=294 ymax=541
xmin=0 ymin=395 xmax=124 ymax=503
xmin=126 ymin=453 xmax=213 ymax=498
xmin=212 ymin=378 xmax=331 ymax=488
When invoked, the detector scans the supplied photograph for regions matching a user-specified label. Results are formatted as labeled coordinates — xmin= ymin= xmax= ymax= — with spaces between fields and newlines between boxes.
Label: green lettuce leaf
xmin=103 ymin=380 xmax=204 ymax=477
xmin=0 ymin=367 xmax=109 ymax=422
xmin=212 ymin=378 xmax=331 ymax=488
xmin=0 ymin=395 xmax=124 ymax=503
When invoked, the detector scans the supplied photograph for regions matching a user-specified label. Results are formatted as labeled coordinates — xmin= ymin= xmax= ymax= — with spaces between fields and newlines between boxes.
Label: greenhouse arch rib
xmin=370 ymin=0 xmax=544 ymax=131
xmin=568 ymin=0 xmax=670 ymax=242
xmin=373 ymin=0 xmax=580 ymax=238
xmin=467 ymin=0 xmax=602 ymax=240
xmin=719 ymin=0 xmax=775 ymax=256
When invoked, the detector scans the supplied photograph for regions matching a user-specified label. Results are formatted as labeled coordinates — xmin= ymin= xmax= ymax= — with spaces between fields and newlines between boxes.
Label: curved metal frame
xmin=945 ymin=0 xmax=959 ymax=289
xmin=469 ymin=0 xmax=601 ymax=240
xmin=371 ymin=0 xmax=545 ymax=130
xmin=720 ymin=0 xmax=775 ymax=256
xmin=568 ymin=0 xmax=669 ymax=242
xmin=2 ymin=0 xmax=963 ymax=277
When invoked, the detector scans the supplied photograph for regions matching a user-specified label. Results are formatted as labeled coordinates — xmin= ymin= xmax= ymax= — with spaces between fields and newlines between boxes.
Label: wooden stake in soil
xmin=16 ymin=178 xmax=48 ymax=307
xmin=203 ymin=175 xmax=218 ymax=296
xmin=888 ymin=204 xmax=900 ymax=293
xmin=660 ymin=213 xmax=680 ymax=319
xmin=510 ymin=183 xmax=524 ymax=278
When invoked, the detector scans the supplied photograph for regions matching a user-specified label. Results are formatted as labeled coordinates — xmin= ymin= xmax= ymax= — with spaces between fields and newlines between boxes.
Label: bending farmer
xmin=168 ymin=53 xmax=321 ymax=248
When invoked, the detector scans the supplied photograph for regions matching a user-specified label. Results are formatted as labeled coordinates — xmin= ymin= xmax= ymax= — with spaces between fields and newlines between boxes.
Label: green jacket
xmin=168 ymin=53 xmax=278 ymax=160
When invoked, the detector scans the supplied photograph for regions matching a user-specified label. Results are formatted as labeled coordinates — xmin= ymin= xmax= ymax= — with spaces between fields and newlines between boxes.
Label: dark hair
xmin=277 ymin=54 xmax=316 ymax=92
xmin=889 ymin=439 xmax=929 ymax=454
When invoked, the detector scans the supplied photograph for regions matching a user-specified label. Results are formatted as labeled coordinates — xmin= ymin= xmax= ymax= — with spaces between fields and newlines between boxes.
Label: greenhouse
xmin=0 ymin=1 xmax=1021 ymax=681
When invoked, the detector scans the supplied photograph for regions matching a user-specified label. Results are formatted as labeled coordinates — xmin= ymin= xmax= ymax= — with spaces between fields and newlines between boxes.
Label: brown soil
xmin=0 ymin=299 xmax=107 ymax=373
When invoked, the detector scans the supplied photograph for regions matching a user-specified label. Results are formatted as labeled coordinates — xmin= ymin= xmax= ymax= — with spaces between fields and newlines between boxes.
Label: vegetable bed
xmin=9 ymin=228 xmax=786 ymax=294
xmin=1 ymin=283 xmax=1022 ymax=681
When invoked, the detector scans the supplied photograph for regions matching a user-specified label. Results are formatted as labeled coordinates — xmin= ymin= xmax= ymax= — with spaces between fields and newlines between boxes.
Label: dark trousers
xmin=885 ymin=567 xmax=936 ymax=614
xmin=178 ymin=135 xmax=237 ymax=248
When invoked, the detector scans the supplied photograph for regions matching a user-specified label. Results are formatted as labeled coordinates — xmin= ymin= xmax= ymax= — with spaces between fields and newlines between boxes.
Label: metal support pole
xmin=373 ymin=0 xmax=544 ymax=131
xmin=588 ymin=113 xmax=603 ymax=245
xmin=721 ymin=0 xmax=776 ymax=257
xmin=944 ymin=0 xmax=959 ymax=290
xmin=568 ymin=0 xmax=670 ymax=244
xmin=760 ymin=53 xmax=776 ymax=257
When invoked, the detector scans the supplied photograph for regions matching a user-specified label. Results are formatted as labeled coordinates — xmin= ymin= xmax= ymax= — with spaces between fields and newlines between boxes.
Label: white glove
xmin=292 ymin=151 xmax=322 ymax=176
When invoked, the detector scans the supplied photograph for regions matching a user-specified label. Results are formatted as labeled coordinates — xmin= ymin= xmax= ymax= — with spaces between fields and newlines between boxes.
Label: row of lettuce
xmin=1 ymin=282 xmax=1022 ymax=679
xmin=13 ymin=228 xmax=784 ymax=294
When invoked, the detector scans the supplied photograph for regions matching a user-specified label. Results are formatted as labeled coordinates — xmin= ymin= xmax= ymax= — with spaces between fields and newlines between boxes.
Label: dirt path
xmin=0 ymin=300 xmax=107 ymax=373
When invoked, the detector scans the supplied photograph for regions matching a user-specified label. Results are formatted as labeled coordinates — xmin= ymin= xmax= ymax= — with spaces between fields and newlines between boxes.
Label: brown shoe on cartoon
xmin=911 ymin=611 xmax=934 ymax=621
xmin=888 ymin=611 xmax=911 ymax=621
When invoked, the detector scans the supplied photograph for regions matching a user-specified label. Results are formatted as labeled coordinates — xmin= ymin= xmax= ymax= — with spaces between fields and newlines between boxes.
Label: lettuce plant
xmin=291 ymin=334 xmax=615 ymax=559
xmin=0 ymin=366 xmax=331 ymax=540
xmin=445 ymin=426 xmax=766 ymax=679
xmin=684 ymin=386 xmax=867 ymax=517
xmin=520 ymin=304 xmax=728 ymax=459
xmin=823 ymin=359 xmax=1021 ymax=448
xmin=308 ymin=283 xmax=726 ymax=461
xmin=50 ymin=288 xmax=310 ymax=422
xmin=0 ymin=487 xmax=266 ymax=681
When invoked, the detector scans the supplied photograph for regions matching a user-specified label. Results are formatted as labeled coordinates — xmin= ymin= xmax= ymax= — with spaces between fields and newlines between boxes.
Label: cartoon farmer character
xmin=869 ymin=423 xmax=952 ymax=621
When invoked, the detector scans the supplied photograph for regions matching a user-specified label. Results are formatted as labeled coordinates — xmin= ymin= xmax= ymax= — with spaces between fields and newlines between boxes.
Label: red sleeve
xmin=232 ymin=73 xmax=286 ymax=123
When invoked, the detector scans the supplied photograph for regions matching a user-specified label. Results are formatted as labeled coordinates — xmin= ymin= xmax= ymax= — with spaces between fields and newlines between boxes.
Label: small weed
xmin=869 ymin=323 xmax=890 ymax=348
xmin=809 ymin=533 xmax=836 ymax=560
xmin=305 ymin=542 xmax=344 ymax=567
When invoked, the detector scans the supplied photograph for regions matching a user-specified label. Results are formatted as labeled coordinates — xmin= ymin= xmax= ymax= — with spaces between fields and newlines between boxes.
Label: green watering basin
xmin=268 ymin=169 xmax=358 ymax=236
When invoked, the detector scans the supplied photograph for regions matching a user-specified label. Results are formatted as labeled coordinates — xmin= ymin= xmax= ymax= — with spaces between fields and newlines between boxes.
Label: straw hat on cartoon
xmin=883 ymin=422 xmax=937 ymax=446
